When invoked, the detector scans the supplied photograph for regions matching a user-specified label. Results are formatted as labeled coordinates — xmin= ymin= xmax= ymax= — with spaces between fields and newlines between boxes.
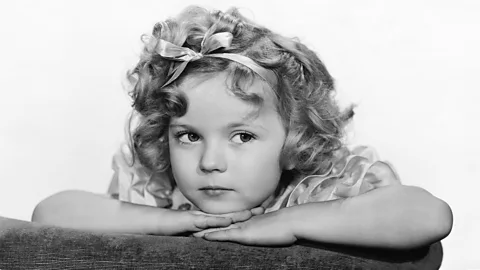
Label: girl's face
xmin=168 ymin=72 xmax=286 ymax=214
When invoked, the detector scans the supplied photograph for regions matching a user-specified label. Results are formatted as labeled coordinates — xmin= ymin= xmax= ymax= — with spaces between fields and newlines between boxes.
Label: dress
xmin=107 ymin=143 xmax=401 ymax=213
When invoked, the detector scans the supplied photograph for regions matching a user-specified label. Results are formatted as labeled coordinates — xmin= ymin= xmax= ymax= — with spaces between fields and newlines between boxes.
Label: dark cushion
xmin=0 ymin=216 xmax=442 ymax=269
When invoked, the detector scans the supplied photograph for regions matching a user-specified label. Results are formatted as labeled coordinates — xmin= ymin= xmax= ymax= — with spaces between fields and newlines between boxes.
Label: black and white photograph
xmin=0 ymin=1 xmax=477 ymax=269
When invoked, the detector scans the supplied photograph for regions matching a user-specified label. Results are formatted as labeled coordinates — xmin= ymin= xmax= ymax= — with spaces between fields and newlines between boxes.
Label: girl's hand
xmin=191 ymin=206 xmax=265 ymax=220
xmin=159 ymin=206 xmax=264 ymax=235
xmin=192 ymin=210 xmax=297 ymax=246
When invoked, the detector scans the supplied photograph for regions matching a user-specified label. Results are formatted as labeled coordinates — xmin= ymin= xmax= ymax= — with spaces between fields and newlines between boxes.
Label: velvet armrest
xmin=0 ymin=216 xmax=442 ymax=269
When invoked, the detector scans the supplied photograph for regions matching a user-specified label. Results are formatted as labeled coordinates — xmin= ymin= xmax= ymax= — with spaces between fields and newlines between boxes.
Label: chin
xmin=195 ymin=201 xmax=250 ymax=214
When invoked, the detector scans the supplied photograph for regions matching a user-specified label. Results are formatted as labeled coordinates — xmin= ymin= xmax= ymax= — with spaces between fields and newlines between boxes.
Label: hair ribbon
xmin=155 ymin=32 xmax=277 ymax=88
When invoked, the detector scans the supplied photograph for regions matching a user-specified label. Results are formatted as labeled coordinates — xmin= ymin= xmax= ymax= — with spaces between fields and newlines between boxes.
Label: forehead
xmin=177 ymin=72 xmax=277 ymax=121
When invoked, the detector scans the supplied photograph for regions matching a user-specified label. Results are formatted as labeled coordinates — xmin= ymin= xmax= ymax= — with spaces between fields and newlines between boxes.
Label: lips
xmin=199 ymin=185 xmax=233 ymax=191
xmin=199 ymin=186 xmax=234 ymax=197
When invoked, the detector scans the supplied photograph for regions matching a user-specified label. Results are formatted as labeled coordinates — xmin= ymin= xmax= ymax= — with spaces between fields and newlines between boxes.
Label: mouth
xmin=199 ymin=185 xmax=233 ymax=191
xmin=199 ymin=186 xmax=234 ymax=197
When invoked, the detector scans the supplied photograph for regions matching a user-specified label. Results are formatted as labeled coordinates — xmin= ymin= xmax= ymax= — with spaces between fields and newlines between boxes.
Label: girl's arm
xmin=200 ymin=148 xmax=452 ymax=248
xmin=200 ymin=185 xmax=452 ymax=249
xmin=32 ymin=190 xmax=255 ymax=235
xmin=285 ymin=185 xmax=453 ymax=249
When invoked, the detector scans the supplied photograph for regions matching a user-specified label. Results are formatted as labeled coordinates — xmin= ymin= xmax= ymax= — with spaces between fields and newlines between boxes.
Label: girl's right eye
xmin=176 ymin=132 xmax=200 ymax=144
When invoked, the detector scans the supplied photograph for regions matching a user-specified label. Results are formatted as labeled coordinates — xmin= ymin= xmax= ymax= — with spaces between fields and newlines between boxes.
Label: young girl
xmin=32 ymin=6 xmax=452 ymax=248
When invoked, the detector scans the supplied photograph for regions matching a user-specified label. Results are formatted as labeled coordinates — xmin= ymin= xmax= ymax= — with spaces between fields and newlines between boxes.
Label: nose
xmin=199 ymin=141 xmax=227 ymax=173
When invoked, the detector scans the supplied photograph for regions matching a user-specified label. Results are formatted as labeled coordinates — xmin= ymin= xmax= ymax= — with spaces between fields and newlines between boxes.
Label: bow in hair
xmin=151 ymin=32 xmax=277 ymax=88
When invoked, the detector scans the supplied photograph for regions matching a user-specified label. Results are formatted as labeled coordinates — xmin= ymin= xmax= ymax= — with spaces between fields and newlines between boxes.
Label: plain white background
xmin=0 ymin=1 xmax=478 ymax=269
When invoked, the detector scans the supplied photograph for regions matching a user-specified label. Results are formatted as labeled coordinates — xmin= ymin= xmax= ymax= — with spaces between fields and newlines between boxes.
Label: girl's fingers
xmin=189 ymin=207 xmax=264 ymax=231
xmin=204 ymin=227 xmax=241 ymax=242
xmin=225 ymin=209 xmax=252 ymax=223
xmin=192 ymin=226 xmax=231 ymax=238
xmin=193 ymin=209 xmax=253 ymax=223
xmin=192 ymin=231 xmax=206 ymax=238
xmin=251 ymin=206 xmax=265 ymax=216
xmin=192 ymin=215 xmax=232 ymax=230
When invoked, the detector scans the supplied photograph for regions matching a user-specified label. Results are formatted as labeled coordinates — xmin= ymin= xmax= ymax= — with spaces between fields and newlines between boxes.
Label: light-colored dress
xmin=107 ymin=144 xmax=401 ymax=213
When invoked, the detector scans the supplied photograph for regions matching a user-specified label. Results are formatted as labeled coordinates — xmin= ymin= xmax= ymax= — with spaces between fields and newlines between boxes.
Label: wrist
xmin=123 ymin=204 xmax=175 ymax=235
xmin=275 ymin=205 xmax=301 ymax=238
xmin=149 ymin=207 xmax=185 ymax=236
xmin=278 ymin=200 xmax=344 ymax=241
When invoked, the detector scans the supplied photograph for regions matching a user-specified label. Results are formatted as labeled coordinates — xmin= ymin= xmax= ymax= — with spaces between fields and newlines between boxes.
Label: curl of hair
xmin=127 ymin=6 xmax=354 ymax=180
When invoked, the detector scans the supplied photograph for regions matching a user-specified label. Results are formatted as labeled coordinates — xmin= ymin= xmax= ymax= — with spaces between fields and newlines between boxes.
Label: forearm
xmin=32 ymin=190 xmax=167 ymax=235
xmin=284 ymin=185 xmax=453 ymax=249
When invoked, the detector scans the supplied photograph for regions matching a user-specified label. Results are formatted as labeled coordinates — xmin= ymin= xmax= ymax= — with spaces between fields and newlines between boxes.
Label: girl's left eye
xmin=231 ymin=132 xmax=255 ymax=144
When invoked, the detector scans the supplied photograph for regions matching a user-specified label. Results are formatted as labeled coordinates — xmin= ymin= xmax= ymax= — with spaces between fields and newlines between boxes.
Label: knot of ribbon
xmin=153 ymin=32 xmax=277 ymax=88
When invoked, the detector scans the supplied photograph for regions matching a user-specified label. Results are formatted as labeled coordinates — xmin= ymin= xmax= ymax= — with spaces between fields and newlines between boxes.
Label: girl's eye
xmin=177 ymin=132 xmax=200 ymax=143
xmin=231 ymin=132 xmax=255 ymax=144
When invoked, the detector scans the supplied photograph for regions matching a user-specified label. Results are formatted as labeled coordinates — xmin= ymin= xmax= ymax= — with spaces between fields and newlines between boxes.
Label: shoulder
xmin=108 ymin=142 xmax=174 ymax=208
xmin=285 ymin=145 xmax=401 ymax=208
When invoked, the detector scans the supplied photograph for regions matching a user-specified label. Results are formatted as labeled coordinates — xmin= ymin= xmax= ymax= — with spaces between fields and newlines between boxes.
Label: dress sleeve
xmin=106 ymin=143 xmax=173 ymax=208
xmin=285 ymin=145 xmax=401 ymax=207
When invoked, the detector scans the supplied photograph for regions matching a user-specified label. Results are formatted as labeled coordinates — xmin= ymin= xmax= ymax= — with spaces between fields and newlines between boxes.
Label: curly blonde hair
xmin=127 ymin=6 xmax=354 ymax=183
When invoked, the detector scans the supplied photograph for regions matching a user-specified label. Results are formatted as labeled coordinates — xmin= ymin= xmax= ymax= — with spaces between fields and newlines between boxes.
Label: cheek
xmin=169 ymin=144 xmax=197 ymax=185
xmin=236 ymin=144 xmax=283 ymax=185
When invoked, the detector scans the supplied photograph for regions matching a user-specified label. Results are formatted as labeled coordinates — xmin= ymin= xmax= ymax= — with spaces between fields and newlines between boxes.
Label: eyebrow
xmin=226 ymin=122 xmax=267 ymax=131
xmin=169 ymin=123 xmax=195 ymax=130
xmin=169 ymin=121 xmax=268 ymax=132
